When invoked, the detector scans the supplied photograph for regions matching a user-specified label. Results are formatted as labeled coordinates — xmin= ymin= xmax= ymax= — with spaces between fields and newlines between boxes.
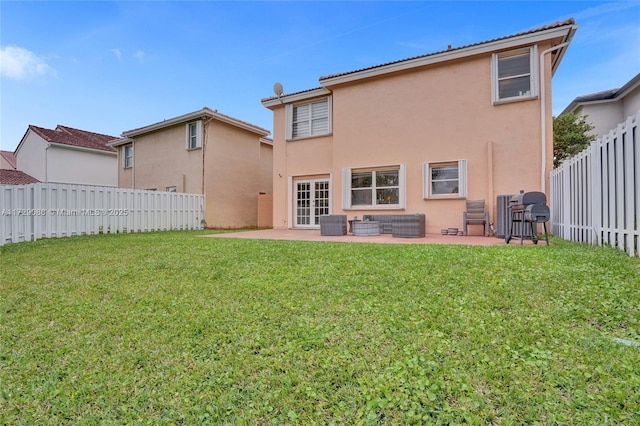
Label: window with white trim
xmin=286 ymin=97 xmax=331 ymax=140
xmin=342 ymin=164 xmax=406 ymax=209
xmin=166 ymin=186 xmax=177 ymax=192
xmin=186 ymin=121 xmax=202 ymax=150
xmin=492 ymin=46 xmax=538 ymax=103
xmin=423 ymin=160 xmax=467 ymax=199
xmin=123 ymin=144 xmax=133 ymax=168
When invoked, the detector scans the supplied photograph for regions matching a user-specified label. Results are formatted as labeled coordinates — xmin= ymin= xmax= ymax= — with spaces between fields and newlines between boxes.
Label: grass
xmin=1 ymin=230 xmax=639 ymax=424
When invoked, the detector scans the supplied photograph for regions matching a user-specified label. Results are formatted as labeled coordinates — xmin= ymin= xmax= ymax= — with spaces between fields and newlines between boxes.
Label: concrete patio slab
xmin=203 ymin=229 xmax=546 ymax=246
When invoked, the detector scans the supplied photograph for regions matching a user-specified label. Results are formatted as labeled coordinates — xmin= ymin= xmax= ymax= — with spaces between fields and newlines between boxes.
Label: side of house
xmin=561 ymin=73 xmax=640 ymax=138
xmin=262 ymin=19 xmax=577 ymax=235
xmin=14 ymin=125 xmax=118 ymax=186
xmin=111 ymin=108 xmax=273 ymax=228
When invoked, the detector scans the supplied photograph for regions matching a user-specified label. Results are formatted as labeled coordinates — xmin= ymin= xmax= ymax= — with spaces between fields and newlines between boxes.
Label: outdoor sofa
xmin=362 ymin=213 xmax=426 ymax=238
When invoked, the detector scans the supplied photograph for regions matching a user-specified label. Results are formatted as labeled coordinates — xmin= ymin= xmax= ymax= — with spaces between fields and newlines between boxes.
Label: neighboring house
xmin=14 ymin=125 xmax=118 ymax=186
xmin=110 ymin=107 xmax=273 ymax=228
xmin=0 ymin=169 xmax=40 ymax=185
xmin=560 ymin=72 xmax=640 ymax=138
xmin=262 ymin=19 xmax=577 ymax=235
xmin=0 ymin=151 xmax=17 ymax=170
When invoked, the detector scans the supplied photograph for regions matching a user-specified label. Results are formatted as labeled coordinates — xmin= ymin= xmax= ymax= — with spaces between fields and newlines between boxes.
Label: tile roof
xmin=319 ymin=18 xmax=576 ymax=81
xmin=28 ymin=125 xmax=117 ymax=152
xmin=1 ymin=150 xmax=17 ymax=169
xmin=561 ymin=72 xmax=640 ymax=115
xmin=0 ymin=169 xmax=40 ymax=185
xmin=262 ymin=18 xmax=576 ymax=105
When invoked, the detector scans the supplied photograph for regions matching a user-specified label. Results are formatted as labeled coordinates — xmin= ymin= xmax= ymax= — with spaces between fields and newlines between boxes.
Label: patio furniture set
xmin=320 ymin=213 xmax=426 ymax=238
xmin=319 ymin=199 xmax=491 ymax=239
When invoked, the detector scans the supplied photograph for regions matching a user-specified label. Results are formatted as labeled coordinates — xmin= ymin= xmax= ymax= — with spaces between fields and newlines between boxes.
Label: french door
xmin=294 ymin=179 xmax=330 ymax=228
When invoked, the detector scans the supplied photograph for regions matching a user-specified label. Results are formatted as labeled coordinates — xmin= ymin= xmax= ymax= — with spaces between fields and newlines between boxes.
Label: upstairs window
xmin=492 ymin=46 xmax=538 ymax=103
xmin=286 ymin=97 xmax=331 ymax=140
xmin=187 ymin=121 xmax=202 ymax=150
xmin=123 ymin=144 xmax=133 ymax=168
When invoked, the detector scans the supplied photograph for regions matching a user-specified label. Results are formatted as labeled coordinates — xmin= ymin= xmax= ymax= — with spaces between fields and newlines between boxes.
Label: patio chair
xmin=319 ymin=214 xmax=347 ymax=236
xmin=463 ymin=199 xmax=490 ymax=236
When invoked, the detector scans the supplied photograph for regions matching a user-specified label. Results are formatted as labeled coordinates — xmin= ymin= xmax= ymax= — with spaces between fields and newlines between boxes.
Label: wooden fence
xmin=550 ymin=111 xmax=639 ymax=257
xmin=0 ymin=183 xmax=204 ymax=246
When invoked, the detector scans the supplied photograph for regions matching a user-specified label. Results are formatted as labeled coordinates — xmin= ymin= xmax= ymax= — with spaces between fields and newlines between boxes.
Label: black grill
xmin=505 ymin=191 xmax=550 ymax=245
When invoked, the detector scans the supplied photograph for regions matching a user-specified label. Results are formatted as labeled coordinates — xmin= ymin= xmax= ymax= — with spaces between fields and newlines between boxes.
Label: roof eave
xmin=109 ymin=137 xmax=133 ymax=148
xmin=211 ymin=111 xmax=271 ymax=136
xmin=122 ymin=107 xmax=216 ymax=137
xmin=320 ymin=24 xmax=577 ymax=87
xmin=262 ymin=87 xmax=332 ymax=108
xmin=550 ymin=24 xmax=578 ymax=75
xmin=122 ymin=107 xmax=269 ymax=137
xmin=47 ymin=142 xmax=117 ymax=155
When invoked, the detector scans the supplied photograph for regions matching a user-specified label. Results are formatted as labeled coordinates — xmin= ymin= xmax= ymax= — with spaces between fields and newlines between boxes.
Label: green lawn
xmin=1 ymin=231 xmax=638 ymax=424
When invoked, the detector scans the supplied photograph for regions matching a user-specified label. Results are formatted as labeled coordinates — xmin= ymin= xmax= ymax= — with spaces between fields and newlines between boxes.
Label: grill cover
xmin=511 ymin=191 xmax=547 ymax=206
xmin=524 ymin=204 xmax=550 ymax=223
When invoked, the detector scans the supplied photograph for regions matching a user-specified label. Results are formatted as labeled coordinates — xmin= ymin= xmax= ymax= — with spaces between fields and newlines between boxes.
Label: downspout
xmin=539 ymin=42 xmax=569 ymax=193
xmin=131 ymin=139 xmax=136 ymax=189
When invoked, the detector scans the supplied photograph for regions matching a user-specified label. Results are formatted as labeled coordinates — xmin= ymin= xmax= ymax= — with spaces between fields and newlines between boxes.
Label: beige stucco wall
xmin=116 ymin=118 xmax=272 ymax=229
xmin=270 ymin=41 xmax=558 ymax=234
xmin=123 ymin=124 xmax=204 ymax=193
xmin=204 ymin=120 xmax=272 ymax=228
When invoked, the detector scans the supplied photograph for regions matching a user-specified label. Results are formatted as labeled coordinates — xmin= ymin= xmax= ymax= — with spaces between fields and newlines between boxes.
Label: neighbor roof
xmin=111 ymin=107 xmax=270 ymax=146
xmin=0 ymin=150 xmax=17 ymax=169
xmin=561 ymin=72 xmax=640 ymax=115
xmin=262 ymin=18 xmax=577 ymax=106
xmin=23 ymin=125 xmax=117 ymax=153
xmin=0 ymin=169 xmax=40 ymax=185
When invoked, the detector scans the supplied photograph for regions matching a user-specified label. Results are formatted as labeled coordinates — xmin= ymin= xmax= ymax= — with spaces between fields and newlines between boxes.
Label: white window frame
xmin=186 ymin=121 xmax=202 ymax=150
xmin=423 ymin=160 xmax=467 ymax=199
xmin=342 ymin=164 xmax=406 ymax=210
xmin=123 ymin=144 xmax=133 ymax=169
xmin=166 ymin=186 xmax=177 ymax=193
xmin=491 ymin=46 xmax=538 ymax=104
xmin=286 ymin=96 xmax=332 ymax=140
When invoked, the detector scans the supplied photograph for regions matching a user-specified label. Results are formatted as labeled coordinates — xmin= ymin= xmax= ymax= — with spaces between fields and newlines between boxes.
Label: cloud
xmin=572 ymin=1 xmax=640 ymax=21
xmin=133 ymin=50 xmax=145 ymax=63
xmin=111 ymin=48 xmax=122 ymax=60
xmin=0 ymin=45 xmax=56 ymax=80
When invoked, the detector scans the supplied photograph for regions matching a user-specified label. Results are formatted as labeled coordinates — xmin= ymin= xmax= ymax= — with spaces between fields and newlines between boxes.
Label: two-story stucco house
xmin=261 ymin=19 xmax=577 ymax=235
xmin=110 ymin=107 xmax=273 ymax=229
xmin=560 ymin=72 xmax=640 ymax=139
xmin=14 ymin=125 xmax=118 ymax=187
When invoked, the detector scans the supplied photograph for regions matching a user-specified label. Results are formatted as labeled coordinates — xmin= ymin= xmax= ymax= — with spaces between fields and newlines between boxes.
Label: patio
xmin=204 ymin=229 xmax=543 ymax=246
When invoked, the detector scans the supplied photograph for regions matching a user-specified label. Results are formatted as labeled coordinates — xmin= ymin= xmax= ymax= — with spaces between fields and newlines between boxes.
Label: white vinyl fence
xmin=0 ymin=183 xmax=204 ymax=246
xmin=550 ymin=111 xmax=639 ymax=257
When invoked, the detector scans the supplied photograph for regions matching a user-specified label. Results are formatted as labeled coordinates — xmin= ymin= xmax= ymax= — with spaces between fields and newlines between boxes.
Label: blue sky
xmin=1 ymin=1 xmax=639 ymax=152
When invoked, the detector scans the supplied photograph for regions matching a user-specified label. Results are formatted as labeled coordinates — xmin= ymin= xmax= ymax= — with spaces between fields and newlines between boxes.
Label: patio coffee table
xmin=351 ymin=221 xmax=380 ymax=236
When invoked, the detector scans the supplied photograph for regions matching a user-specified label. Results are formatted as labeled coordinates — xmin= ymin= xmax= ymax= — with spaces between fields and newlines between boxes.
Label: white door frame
xmin=291 ymin=176 xmax=331 ymax=229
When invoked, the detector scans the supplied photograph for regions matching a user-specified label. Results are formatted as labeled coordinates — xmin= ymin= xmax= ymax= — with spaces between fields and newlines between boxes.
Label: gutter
xmin=539 ymin=41 xmax=571 ymax=193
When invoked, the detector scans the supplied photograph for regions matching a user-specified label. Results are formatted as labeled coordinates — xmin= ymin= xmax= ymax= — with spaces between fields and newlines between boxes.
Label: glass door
xmin=295 ymin=179 xmax=330 ymax=228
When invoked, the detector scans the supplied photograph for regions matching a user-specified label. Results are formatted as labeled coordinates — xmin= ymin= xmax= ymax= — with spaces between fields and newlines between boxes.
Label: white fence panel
xmin=550 ymin=111 xmax=639 ymax=257
xmin=0 ymin=184 xmax=204 ymax=246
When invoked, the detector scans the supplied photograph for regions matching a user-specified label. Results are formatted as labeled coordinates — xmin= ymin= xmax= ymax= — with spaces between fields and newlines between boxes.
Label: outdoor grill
xmin=506 ymin=191 xmax=550 ymax=245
